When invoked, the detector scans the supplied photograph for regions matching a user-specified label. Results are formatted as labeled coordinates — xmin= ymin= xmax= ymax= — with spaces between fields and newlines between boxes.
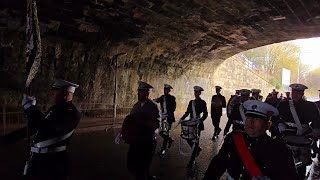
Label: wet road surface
xmin=0 ymin=112 xmax=229 ymax=180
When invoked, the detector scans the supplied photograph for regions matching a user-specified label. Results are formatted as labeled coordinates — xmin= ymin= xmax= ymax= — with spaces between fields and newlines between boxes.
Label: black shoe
xmin=167 ymin=138 xmax=174 ymax=148
xmin=196 ymin=147 xmax=202 ymax=157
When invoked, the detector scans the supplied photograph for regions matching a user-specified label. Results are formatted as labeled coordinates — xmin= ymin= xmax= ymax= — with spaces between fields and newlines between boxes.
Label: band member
xmin=203 ymin=100 xmax=298 ymax=180
xmin=283 ymin=91 xmax=292 ymax=101
xmin=250 ymin=89 xmax=262 ymax=101
xmin=265 ymin=89 xmax=281 ymax=108
xmin=154 ymin=84 xmax=176 ymax=155
xmin=224 ymin=89 xmax=251 ymax=135
xmin=180 ymin=86 xmax=208 ymax=167
xmin=5 ymin=79 xmax=81 ymax=179
xmin=276 ymin=83 xmax=320 ymax=180
xmin=211 ymin=86 xmax=226 ymax=140
xmin=126 ymin=81 xmax=159 ymax=180
xmin=226 ymin=90 xmax=240 ymax=119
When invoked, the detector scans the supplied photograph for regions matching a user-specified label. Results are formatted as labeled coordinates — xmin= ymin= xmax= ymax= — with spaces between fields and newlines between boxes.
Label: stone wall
xmin=142 ymin=54 xmax=275 ymax=111
xmin=212 ymin=55 xmax=275 ymax=101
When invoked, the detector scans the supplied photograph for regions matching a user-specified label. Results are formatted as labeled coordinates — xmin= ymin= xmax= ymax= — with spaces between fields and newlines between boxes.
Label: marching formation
xmin=3 ymin=78 xmax=320 ymax=180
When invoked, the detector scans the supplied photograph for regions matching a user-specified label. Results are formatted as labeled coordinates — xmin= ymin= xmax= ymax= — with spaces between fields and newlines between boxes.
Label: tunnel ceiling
xmin=2 ymin=0 xmax=320 ymax=68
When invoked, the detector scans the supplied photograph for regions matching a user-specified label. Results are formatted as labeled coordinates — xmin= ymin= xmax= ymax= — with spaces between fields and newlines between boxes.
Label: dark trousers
xmin=297 ymin=165 xmax=306 ymax=180
xmin=224 ymin=119 xmax=232 ymax=134
xmin=159 ymin=122 xmax=173 ymax=151
xmin=127 ymin=139 xmax=157 ymax=180
xmin=27 ymin=152 xmax=68 ymax=177
xmin=187 ymin=131 xmax=201 ymax=163
xmin=211 ymin=115 xmax=222 ymax=136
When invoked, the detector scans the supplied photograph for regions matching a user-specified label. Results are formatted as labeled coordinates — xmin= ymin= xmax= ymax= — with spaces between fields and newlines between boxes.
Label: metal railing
xmin=0 ymin=103 xmax=132 ymax=135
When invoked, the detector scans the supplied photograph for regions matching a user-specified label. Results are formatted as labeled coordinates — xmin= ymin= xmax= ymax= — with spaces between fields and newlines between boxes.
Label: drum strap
xmin=163 ymin=96 xmax=167 ymax=114
xmin=233 ymin=132 xmax=263 ymax=177
xmin=192 ymin=100 xmax=197 ymax=120
xmin=289 ymin=100 xmax=303 ymax=135
xmin=239 ymin=103 xmax=246 ymax=123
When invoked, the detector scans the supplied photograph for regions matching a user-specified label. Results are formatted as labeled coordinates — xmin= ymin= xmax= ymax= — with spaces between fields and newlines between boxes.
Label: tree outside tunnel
xmin=241 ymin=40 xmax=320 ymax=96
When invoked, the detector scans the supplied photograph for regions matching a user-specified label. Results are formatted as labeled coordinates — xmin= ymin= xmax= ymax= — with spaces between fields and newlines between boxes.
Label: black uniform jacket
xmin=227 ymin=95 xmax=240 ymax=118
xmin=211 ymin=94 xmax=226 ymax=117
xmin=155 ymin=94 xmax=176 ymax=123
xmin=277 ymin=100 xmax=320 ymax=129
xmin=181 ymin=98 xmax=208 ymax=131
xmin=5 ymin=101 xmax=81 ymax=175
xmin=5 ymin=101 xmax=80 ymax=146
xmin=203 ymin=132 xmax=298 ymax=180
xmin=265 ymin=97 xmax=281 ymax=108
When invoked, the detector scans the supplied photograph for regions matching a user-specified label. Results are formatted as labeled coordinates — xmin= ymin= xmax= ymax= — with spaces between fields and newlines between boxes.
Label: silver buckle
xmin=31 ymin=147 xmax=40 ymax=153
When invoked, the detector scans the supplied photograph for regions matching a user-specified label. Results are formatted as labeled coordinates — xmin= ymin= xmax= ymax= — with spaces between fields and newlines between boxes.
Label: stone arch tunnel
xmin=1 ymin=0 xmax=320 ymax=107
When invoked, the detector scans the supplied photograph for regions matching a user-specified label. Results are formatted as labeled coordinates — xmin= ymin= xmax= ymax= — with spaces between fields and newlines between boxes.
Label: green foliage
xmin=243 ymin=41 xmax=310 ymax=85
xmin=269 ymin=78 xmax=282 ymax=89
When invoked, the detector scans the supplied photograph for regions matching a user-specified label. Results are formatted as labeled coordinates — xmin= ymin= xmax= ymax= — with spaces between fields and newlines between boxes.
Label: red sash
xmin=233 ymin=132 xmax=263 ymax=177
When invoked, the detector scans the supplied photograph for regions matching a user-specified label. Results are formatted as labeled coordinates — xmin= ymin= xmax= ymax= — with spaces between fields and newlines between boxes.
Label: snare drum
xmin=281 ymin=135 xmax=312 ymax=166
xmin=180 ymin=120 xmax=198 ymax=140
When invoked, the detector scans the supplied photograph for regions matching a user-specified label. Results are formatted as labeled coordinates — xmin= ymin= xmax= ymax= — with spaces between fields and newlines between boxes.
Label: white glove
xmin=22 ymin=94 xmax=36 ymax=110
xmin=162 ymin=113 xmax=168 ymax=120
xmin=114 ymin=132 xmax=122 ymax=144
xmin=278 ymin=123 xmax=286 ymax=133
xmin=162 ymin=113 xmax=168 ymax=118
xmin=193 ymin=118 xmax=201 ymax=124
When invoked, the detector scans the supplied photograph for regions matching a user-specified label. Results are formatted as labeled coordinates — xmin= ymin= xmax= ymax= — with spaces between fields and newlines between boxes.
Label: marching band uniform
xmin=127 ymin=81 xmax=159 ymax=180
xmin=250 ymin=89 xmax=262 ymax=101
xmin=5 ymin=79 xmax=81 ymax=179
xmin=204 ymin=100 xmax=298 ymax=180
xmin=265 ymin=89 xmax=281 ymax=108
xmin=276 ymin=83 xmax=320 ymax=179
xmin=211 ymin=86 xmax=226 ymax=139
xmin=180 ymin=86 xmax=208 ymax=167
xmin=225 ymin=90 xmax=240 ymax=133
xmin=224 ymin=89 xmax=251 ymax=135
xmin=155 ymin=84 xmax=176 ymax=155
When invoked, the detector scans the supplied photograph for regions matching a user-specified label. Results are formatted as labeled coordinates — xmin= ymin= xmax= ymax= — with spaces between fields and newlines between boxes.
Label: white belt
xmin=34 ymin=130 xmax=74 ymax=148
xmin=31 ymin=146 xmax=67 ymax=154
xmin=234 ymin=120 xmax=244 ymax=125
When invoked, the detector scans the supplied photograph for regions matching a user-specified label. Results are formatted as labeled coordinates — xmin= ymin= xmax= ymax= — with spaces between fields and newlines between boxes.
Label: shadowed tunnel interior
xmin=2 ymin=0 xmax=320 ymax=107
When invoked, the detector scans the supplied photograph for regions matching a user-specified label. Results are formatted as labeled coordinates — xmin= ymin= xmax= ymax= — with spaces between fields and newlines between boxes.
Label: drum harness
xmin=284 ymin=100 xmax=314 ymax=168
xmin=159 ymin=96 xmax=170 ymax=135
xmin=220 ymin=103 xmax=246 ymax=147
xmin=288 ymin=100 xmax=303 ymax=135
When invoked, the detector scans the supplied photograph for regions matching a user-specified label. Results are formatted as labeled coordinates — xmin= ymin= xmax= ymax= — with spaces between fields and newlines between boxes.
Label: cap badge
xmin=252 ymin=105 xmax=258 ymax=110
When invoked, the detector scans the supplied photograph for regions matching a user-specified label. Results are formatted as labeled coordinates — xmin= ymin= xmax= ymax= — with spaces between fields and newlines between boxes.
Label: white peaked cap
xmin=164 ymin=84 xmax=173 ymax=89
xmin=52 ymin=79 xmax=79 ymax=93
xmin=194 ymin=86 xmax=204 ymax=92
xmin=215 ymin=86 xmax=222 ymax=90
xmin=138 ymin=81 xmax=153 ymax=91
xmin=289 ymin=83 xmax=308 ymax=91
xmin=244 ymin=100 xmax=279 ymax=118
xmin=240 ymin=89 xmax=251 ymax=96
